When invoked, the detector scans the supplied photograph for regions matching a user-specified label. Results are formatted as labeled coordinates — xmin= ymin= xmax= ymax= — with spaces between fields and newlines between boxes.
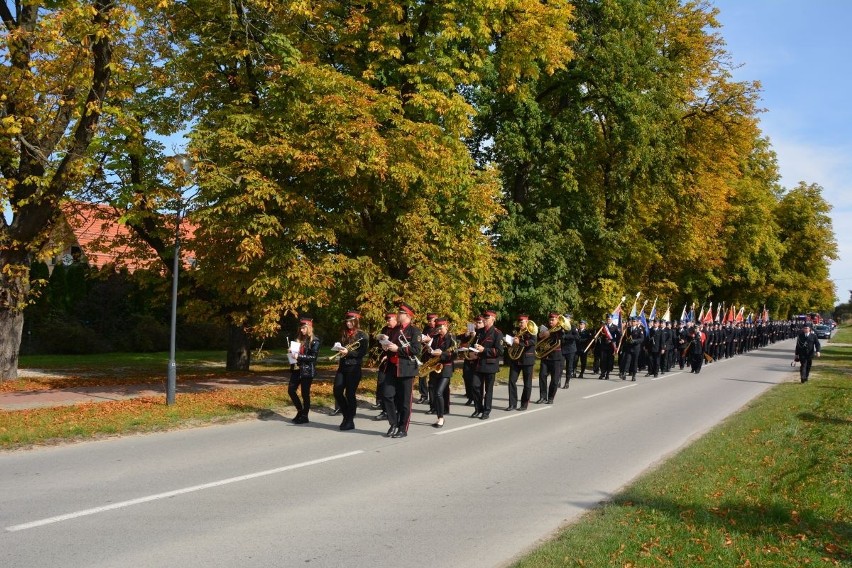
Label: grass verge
xmin=512 ymin=325 xmax=851 ymax=567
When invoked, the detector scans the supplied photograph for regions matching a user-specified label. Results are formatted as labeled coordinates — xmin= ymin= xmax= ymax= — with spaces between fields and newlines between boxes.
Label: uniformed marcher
xmin=621 ymin=317 xmax=644 ymax=381
xmin=471 ymin=310 xmax=503 ymax=419
xmin=506 ymin=314 xmax=537 ymax=410
xmin=537 ymin=311 xmax=565 ymax=402
xmin=560 ymin=315 xmax=580 ymax=389
xmin=794 ymin=323 xmax=821 ymax=383
xmin=597 ymin=314 xmax=620 ymax=380
xmin=289 ymin=317 xmax=321 ymax=424
xmin=575 ymin=320 xmax=592 ymax=378
xmin=383 ymin=302 xmax=422 ymax=438
xmin=418 ymin=312 xmax=438 ymax=405
xmin=426 ymin=318 xmax=455 ymax=427
xmin=373 ymin=312 xmax=398 ymax=421
xmin=333 ymin=311 xmax=369 ymax=431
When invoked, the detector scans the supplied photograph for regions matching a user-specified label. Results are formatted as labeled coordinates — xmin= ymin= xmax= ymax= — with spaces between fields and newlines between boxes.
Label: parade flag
xmin=649 ymin=297 xmax=658 ymax=322
xmin=762 ymin=305 xmax=769 ymax=322
xmin=735 ymin=307 xmax=744 ymax=323
xmin=746 ymin=312 xmax=753 ymax=324
xmin=661 ymin=303 xmax=671 ymax=323
xmin=726 ymin=305 xmax=735 ymax=324
xmin=715 ymin=302 xmax=722 ymax=323
xmin=698 ymin=304 xmax=705 ymax=323
xmin=702 ymin=302 xmax=714 ymax=324
xmin=686 ymin=303 xmax=695 ymax=323
xmin=639 ymin=300 xmax=649 ymax=335
xmin=680 ymin=303 xmax=687 ymax=322
xmin=629 ymin=292 xmax=640 ymax=318
xmin=611 ymin=295 xmax=626 ymax=328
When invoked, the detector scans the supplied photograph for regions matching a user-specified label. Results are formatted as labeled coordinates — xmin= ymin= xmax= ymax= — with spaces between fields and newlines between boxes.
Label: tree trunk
xmin=0 ymin=308 xmax=24 ymax=381
xmin=226 ymin=322 xmax=251 ymax=371
xmin=0 ymin=267 xmax=28 ymax=381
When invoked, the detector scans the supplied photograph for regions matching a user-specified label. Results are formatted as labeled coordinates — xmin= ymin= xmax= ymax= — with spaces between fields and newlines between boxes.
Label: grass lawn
xmin=512 ymin=325 xmax=851 ymax=567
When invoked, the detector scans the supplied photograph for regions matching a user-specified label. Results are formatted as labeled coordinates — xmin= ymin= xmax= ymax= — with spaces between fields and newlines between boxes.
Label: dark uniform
xmin=426 ymin=319 xmax=455 ymax=424
xmin=621 ymin=320 xmax=644 ymax=380
xmin=506 ymin=315 xmax=537 ymax=410
xmin=537 ymin=312 xmax=564 ymax=403
xmin=597 ymin=316 xmax=620 ymax=380
xmin=472 ymin=310 xmax=503 ymax=419
xmin=374 ymin=314 xmax=398 ymax=420
xmin=333 ymin=312 xmax=369 ymax=431
xmin=384 ymin=303 xmax=422 ymax=438
xmin=795 ymin=326 xmax=821 ymax=383
xmin=560 ymin=318 xmax=580 ymax=388
xmin=575 ymin=321 xmax=592 ymax=378
xmin=289 ymin=318 xmax=320 ymax=424
xmin=418 ymin=314 xmax=438 ymax=404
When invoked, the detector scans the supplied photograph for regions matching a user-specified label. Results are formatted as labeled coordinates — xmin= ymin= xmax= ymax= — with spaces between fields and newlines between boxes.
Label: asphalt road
xmin=1 ymin=339 xmax=797 ymax=568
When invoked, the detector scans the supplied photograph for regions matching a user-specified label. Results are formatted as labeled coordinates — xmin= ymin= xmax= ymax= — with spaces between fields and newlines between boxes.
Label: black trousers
xmin=429 ymin=374 xmax=451 ymax=417
xmin=288 ymin=372 xmax=313 ymax=416
xmin=375 ymin=366 xmax=388 ymax=411
xmin=690 ymin=353 xmax=703 ymax=373
xmin=384 ymin=374 xmax=414 ymax=432
xmin=563 ymin=351 xmax=576 ymax=385
xmin=418 ymin=375 xmax=430 ymax=402
xmin=621 ymin=347 xmax=640 ymax=378
xmin=598 ymin=347 xmax=614 ymax=377
xmin=508 ymin=362 xmax=533 ymax=408
xmin=576 ymin=351 xmax=588 ymax=376
xmin=333 ymin=365 xmax=362 ymax=423
xmin=647 ymin=352 xmax=661 ymax=376
xmin=462 ymin=363 xmax=475 ymax=402
xmin=799 ymin=356 xmax=814 ymax=381
xmin=473 ymin=372 xmax=496 ymax=414
xmin=539 ymin=359 xmax=563 ymax=401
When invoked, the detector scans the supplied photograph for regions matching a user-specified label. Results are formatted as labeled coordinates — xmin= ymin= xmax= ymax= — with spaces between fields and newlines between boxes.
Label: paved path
xmin=0 ymin=375 xmax=289 ymax=411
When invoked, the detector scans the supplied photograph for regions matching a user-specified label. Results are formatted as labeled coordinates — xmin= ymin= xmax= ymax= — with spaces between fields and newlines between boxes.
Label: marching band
xmin=288 ymin=303 xmax=803 ymax=437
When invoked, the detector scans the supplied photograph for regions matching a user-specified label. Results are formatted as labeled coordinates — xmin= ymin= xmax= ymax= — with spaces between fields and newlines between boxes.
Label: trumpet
xmin=507 ymin=319 xmax=538 ymax=360
xmin=397 ymin=331 xmax=424 ymax=367
xmin=325 ymin=338 xmax=362 ymax=361
xmin=535 ymin=315 xmax=569 ymax=358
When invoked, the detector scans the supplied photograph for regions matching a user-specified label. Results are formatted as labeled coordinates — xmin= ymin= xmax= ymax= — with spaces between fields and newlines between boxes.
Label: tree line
xmin=1 ymin=0 xmax=838 ymax=379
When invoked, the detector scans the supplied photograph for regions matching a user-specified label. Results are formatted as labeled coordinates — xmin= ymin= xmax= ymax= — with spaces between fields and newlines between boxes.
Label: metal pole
xmin=167 ymin=206 xmax=181 ymax=405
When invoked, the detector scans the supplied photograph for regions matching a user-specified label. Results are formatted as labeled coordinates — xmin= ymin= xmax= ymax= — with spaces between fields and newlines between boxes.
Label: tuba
xmin=535 ymin=315 xmax=569 ymax=359
xmin=507 ymin=320 xmax=538 ymax=360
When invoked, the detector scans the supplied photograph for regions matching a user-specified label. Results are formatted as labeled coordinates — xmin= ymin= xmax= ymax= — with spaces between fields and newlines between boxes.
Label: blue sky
xmin=711 ymin=0 xmax=852 ymax=304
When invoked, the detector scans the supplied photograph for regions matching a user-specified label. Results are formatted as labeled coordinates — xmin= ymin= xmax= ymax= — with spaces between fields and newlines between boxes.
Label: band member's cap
xmin=516 ymin=314 xmax=529 ymax=321
xmin=474 ymin=315 xmax=484 ymax=323
xmin=548 ymin=311 xmax=560 ymax=318
xmin=579 ymin=320 xmax=587 ymax=324
xmin=344 ymin=310 xmax=361 ymax=321
xmin=435 ymin=317 xmax=448 ymax=325
xmin=606 ymin=313 xmax=613 ymax=319
xmin=299 ymin=317 xmax=313 ymax=325
xmin=385 ymin=312 xmax=397 ymax=319
xmin=398 ymin=302 xmax=415 ymax=317
xmin=426 ymin=312 xmax=438 ymax=319
xmin=482 ymin=310 xmax=497 ymax=318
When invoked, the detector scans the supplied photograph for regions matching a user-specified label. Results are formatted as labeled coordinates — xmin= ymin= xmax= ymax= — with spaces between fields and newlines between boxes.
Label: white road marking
xmin=434 ymin=405 xmax=551 ymax=435
xmin=582 ymin=383 xmax=638 ymax=399
xmin=6 ymin=450 xmax=364 ymax=532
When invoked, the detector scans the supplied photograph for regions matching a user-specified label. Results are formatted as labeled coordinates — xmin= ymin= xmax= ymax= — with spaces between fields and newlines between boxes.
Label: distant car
xmin=813 ymin=324 xmax=831 ymax=339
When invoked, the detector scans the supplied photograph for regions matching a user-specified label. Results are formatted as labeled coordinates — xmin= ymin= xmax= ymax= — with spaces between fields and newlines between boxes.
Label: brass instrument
xmin=535 ymin=315 xmax=569 ymax=359
xmin=507 ymin=319 xmax=538 ymax=360
xmin=462 ymin=334 xmax=479 ymax=361
xmin=397 ymin=330 xmax=424 ymax=367
xmin=325 ymin=337 xmax=362 ymax=361
xmin=418 ymin=340 xmax=457 ymax=378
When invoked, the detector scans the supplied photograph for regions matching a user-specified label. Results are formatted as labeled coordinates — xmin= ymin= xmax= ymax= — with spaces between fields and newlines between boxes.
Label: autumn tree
xmin=772 ymin=182 xmax=838 ymax=316
xmin=165 ymin=0 xmax=575 ymax=338
xmin=474 ymin=0 xmax=768 ymax=321
xmin=0 ymin=0 xmax=163 ymax=380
